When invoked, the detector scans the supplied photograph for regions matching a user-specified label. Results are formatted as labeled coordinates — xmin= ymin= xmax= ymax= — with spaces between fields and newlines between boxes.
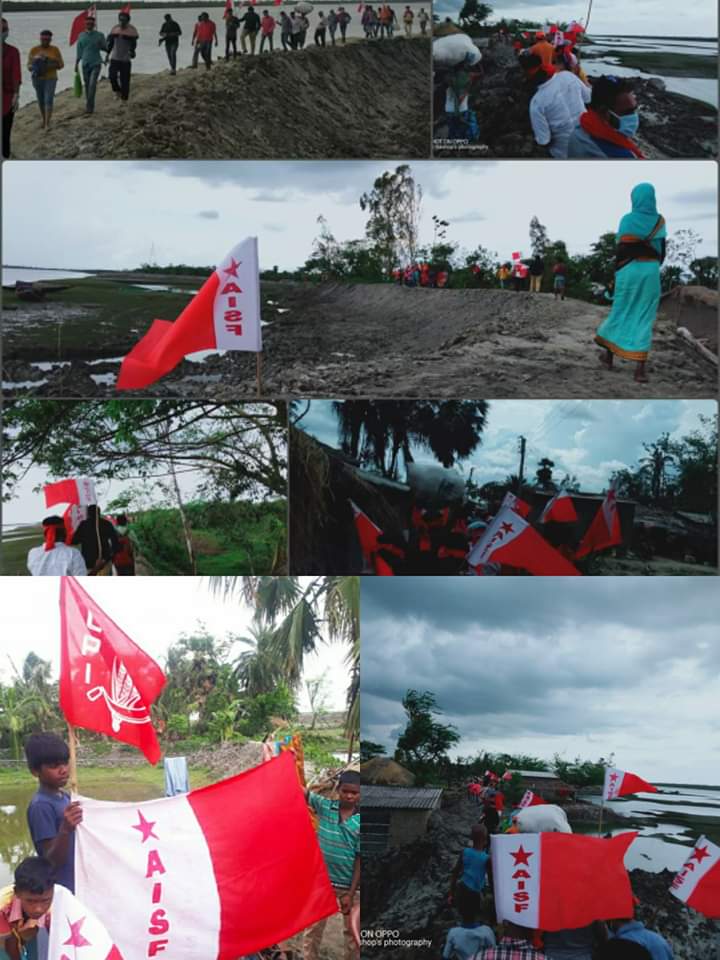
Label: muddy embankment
xmin=362 ymin=794 xmax=720 ymax=960
xmin=12 ymin=38 xmax=430 ymax=160
xmin=433 ymin=43 xmax=718 ymax=159
xmin=4 ymin=281 xmax=716 ymax=400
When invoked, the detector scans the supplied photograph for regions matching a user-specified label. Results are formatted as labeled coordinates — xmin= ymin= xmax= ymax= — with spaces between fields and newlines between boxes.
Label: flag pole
xmin=67 ymin=723 xmax=79 ymax=794
xmin=256 ymin=351 xmax=262 ymax=398
xmin=598 ymin=798 xmax=604 ymax=837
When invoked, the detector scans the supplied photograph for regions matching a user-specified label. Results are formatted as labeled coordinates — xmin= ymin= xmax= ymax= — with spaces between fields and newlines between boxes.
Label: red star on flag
xmin=223 ymin=258 xmax=241 ymax=277
xmin=510 ymin=845 xmax=534 ymax=866
xmin=690 ymin=845 xmax=711 ymax=864
xmin=63 ymin=917 xmax=92 ymax=948
xmin=132 ymin=809 xmax=159 ymax=843
xmin=501 ymin=522 xmax=514 ymax=534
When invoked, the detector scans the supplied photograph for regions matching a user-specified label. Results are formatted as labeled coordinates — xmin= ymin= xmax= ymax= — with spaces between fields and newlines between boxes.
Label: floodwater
xmin=3 ymin=267 xmax=92 ymax=284
xmin=7 ymin=3 xmax=431 ymax=105
xmin=576 ymin=784 xmax=720 ymax=872
xmin=583 ymin=35 xmax=717 ymax=106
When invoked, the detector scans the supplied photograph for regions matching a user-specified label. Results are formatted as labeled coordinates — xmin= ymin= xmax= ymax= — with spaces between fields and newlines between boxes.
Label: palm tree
xmin=639 ymin=435 xmax=677 ymax=502
xmin=233 ymin=624 xmax=285 ymax=697
xmin=0 ymin=686 xmax=43 ymax=759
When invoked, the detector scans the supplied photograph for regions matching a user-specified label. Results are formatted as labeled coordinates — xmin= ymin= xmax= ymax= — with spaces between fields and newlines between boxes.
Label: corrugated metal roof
xmin=362 ymin=786 xmax=443 ymax=810
xmin=512 ymin=770 xmax=558 ymax=779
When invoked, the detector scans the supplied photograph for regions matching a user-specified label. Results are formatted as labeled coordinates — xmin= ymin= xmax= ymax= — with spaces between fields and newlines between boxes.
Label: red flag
xmin=492 ymin=832 xmax=637 ymax=930
xmin=117 ymin=238 xmax=262 ymax=391
xmin=70 ymin=4 xmax=97 ymax=45
xmin=59 ymin=577 xmax=166 ymax=763
xmin=223 ymin=0 xmax=233 ymax=16
xmin=63 ymin=504 xmax=88 ymax=544
xmin=76 ymin=752 xmax=338 ymax=958
xmin=603 ymin=767 xmax=658 ymax=800
xmin=468 ymin=506 xmax=580 ymax=576
xmin=576 ymin=487 xmax=622 ymax=558
xmin=120 ymin=3 xmax=131 ymax=12
xmin=45 ymin=477 xmax=97 ymax=507
xmin=540 ymin=488 xmax=578 ymax=524
xmin=500 ymin=491 xmax=531 ymax=518
xmin=670 ymin=836 xmax=720 ymax=919
xmin=349 ymin=500 xmax=394 ymax=576
xmin=518 ymin=790 xmax=546 ymax=808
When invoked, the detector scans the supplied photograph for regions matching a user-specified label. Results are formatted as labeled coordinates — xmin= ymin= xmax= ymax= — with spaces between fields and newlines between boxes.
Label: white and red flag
xmin=223 ymin=0 xmax=233 ymax=15
xmin=500 ymin=491 xmax=531 ymax=518
xmin=518 ymin=790 xmax=546 ymax=808
xmin=63 ymin=504 xmax=88 ymax=542
xmin=467 ymin=505 xmax=580 ymax=576
xmin=491 ymin=832 xmax=637 ymax=930
xmin=117 ymin=238 xmax=262 ymax=390
xmin=603 ymin=767 xmax=658 ymax=800
xmin=59 ymin=578 xmax=166 ymax=763
xmin=539 ymin=489 xmax=577 ymax=524
xmin=75 ymin=752 xmax=337 ymax=959
xmin=48 ymin=883 xmax=124 ymax=960
xmin=69 ymin=4 xmax=97 ymax=44
xmin=670 ymin=836 xmax=720 ymax=919
xmin=45 ymin=478 xmax=97 ymax=508
xmin=575 ymin=486 xmax=622 ymax=559
xmin=349 ymin=500 xmax=394 ymax=576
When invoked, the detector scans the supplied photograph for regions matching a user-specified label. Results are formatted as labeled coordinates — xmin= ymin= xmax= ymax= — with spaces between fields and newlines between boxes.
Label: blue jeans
xmin=82 ymin=62 xmax=101 ymax=112
xmin=32 ymin=76 xmax=57 ymax=110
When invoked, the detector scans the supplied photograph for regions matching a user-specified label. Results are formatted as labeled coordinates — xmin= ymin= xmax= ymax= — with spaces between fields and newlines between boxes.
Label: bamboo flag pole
xmin=67 ymin=723 xmax=79 ymax=794
xmin=598 ymin=798 xmax=604 ymax=836
xmin=256 ymin=351 xmax=263 ymax=397
xmin=585 ymin=0 xmax=594 ymax=33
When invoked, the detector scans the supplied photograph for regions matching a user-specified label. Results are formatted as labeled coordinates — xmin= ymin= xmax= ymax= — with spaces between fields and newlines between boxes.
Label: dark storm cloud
xmin=669 ymin=189 xmax=718 ymax=206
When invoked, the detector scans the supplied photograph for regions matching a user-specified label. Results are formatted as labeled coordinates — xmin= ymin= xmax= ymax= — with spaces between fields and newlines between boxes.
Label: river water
xmin=6 ymin=3 xmax=431 ymax=106
xmin=576 ymin=784 xmax=720 ymax=873
xmin=3 ymin=266 xmax=93 ymax=284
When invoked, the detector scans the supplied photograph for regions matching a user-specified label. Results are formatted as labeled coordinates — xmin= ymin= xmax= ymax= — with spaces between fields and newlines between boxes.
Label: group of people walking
xmin=361 ymin=5 xmax=428 ymax=39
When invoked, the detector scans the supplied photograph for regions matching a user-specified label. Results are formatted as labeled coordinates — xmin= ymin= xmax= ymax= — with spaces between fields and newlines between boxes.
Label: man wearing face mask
xmin=2 ymin=18 xmax=21 ymax=158
xmin=568 ymin=76 xmax=645 ymax=159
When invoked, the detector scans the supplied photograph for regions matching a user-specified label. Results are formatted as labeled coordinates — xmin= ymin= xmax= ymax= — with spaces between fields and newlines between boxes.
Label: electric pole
xmin=517 ymin=436 xmax=526 ymax=493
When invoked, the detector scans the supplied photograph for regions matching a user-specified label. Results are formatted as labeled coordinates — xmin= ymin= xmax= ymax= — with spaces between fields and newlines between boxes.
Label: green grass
xmin=0 ymin=763 xmax=214 ymax=790
xmin=0 ymin=525 xmax=46 ymax=576
xmin=584 ymin=50 xmax=718 ymax=79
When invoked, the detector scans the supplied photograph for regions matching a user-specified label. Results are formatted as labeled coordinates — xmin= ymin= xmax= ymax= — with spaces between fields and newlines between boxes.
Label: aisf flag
xmin=670 ymin=836 xmax=720 ymax=918
xmin=48 ymin=883 xmax=124 ymax=960
xmin=60 ymin=578 xmax=166 ymax=763
xmin=349 ymin=500 xmax=394 ymax=576
xmin=75 ymin=752 xmax=338 ymax=959
xmin=117 ymin=238 xmax=262 ymax=390
xmin=500 ymin=491 xmax=531 ymax=518
xmin=468 ymin=505 xmax=580 ymax=576
xmin=491 ymin=832 xmax=637 ymax=931
xmin=603 ymin=767 xmax=658 ymax=800
xmin=539 ymin=489 xmax=577 ymax=524
xmin=518 ymin=790 xmax=546 ymax=808
xmin=45 ymin=477 xmax=97 ymax=508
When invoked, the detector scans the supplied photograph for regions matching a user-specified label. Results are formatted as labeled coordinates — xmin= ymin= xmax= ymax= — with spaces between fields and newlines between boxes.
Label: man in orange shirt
xmin=529 ymin=33 xmax=555 ymax=74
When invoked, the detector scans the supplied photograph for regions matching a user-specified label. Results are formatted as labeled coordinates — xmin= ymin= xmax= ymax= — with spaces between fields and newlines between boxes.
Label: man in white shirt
xmin=27 ymin=516 xmax=88 ymax=576
xmin=522 ymin=56 xmax=591 ymax=158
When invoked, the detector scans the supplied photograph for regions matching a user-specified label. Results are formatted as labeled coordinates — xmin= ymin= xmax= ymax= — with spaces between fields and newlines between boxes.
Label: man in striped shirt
xmin=476 ymin=922 xmax=547 ymax=959
xmin=304 ymin=771 xmax=360 ymax=960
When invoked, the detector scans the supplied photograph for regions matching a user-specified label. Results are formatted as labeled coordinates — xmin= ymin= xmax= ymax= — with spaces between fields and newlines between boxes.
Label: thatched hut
xmin=361 ymin=758 xmax=416 ymax=787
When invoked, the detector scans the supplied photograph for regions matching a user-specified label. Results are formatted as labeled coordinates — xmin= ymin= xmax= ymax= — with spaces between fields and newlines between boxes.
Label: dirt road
xmin=3 ymin=282 xmax=716 ymax=399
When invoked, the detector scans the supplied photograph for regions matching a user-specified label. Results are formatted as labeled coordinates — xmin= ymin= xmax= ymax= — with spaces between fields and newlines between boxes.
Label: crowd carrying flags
xmin=491 ymin=832 xmax=637 ymax=930
xmin=518 ymin=790 xmax=546 ymax=808
xmin=468 ymin=505 xmax=580 ymax=576
xmin=45 ymin=478 xmax=97 ymax=508
xmin=576 ymin=486 xmax=622 ymax=558
xmin=539 ymin=489 xmax=577 ymax=524
xmin=48 ymin=884 xmax=124 ymax=960
xmin=59 ymin=577 xmax=166 ymax=763
xmin=602 ymin=767 xmax=658 ymax=801
xmin=670 ymin=836 xmax=720 ymax=918
xmin=349 ymin=500 xmax=394 ymax=576
xmin=69 ymin=4 xmax=97 ymax=45
xmin=117 ymin=238 xmax=262 ymax=391
xmin=75 ymin=752 xmax=337 ymax=959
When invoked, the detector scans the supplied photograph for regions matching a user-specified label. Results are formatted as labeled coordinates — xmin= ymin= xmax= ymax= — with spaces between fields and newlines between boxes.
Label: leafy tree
xmin=458 ymin=0 xmax=493 ymax=28
xmin=534 ymin=457 xmax=555 ymax=489
xmin=553 ymin=753 xmax=614 ymax=788
xmin=558 ymin=473 xmax=581 ymax=492
xmin=360 ymin=740 xmax=387 ymax=761
xmin=639 ymin=433 xmax=677 ymax=501
xmin=463 ymin=245 xmax=500 ymax=287
xmin=360 ymin=165 xmax=423 ymax=274
xmin=529 ymin=216 xmax=549 ymax=257
xmin=674 ymin=414 xmax=718 ymax=513
xmin=394 ymin=689 xmax=460 ymax=784
xmin=665 ymin=228 xmax=702 ymax=281
xmin=304 ymin=673 xmax=331 ymax=730
xmin=689 ymin=257 xmax=718 ymax=288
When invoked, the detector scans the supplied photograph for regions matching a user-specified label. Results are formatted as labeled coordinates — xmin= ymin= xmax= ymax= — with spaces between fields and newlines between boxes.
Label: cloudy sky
xmin=3 ymin=161 xmax=716 ymax=274
xmin=433 ymin=0 xmax=717 ymax=35
xmin=297 ymin=399 xmax=716 ymax=493
xmin=0 ymin=578 xmax=349 ymax=712
xmin=361 ymin=578 xmax=720 ymax=782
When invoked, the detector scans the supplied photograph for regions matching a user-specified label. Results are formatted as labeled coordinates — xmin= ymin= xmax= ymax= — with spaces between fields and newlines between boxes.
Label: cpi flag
xmin=468 ymin=506 xmax=580 ymax=576
xmin=48 ymin=883 xmax=124 ymax=960
xmin=75 ymin=752 xmax=337 ymax=959
xmin=117 ymin=238 xmax=262 ymax=390
xmin=69 ymin=4 xmax=97 ymax=44
xmin=576 ymin=487 xmax=621 ymax=559
xmin=670 ymin=836 xmax=720 ymax=919
xmin=45 ymin=477 xmax=97 ymax=508
xmin=59 ymin=577 xmax=166 ymax=763
xmin=491 ymin=832 xmax=637 ymax=931
xmin=518 ymin=790 xmax=546 ymax=809
xmin=500 ymin=491 xmax=531 ymax=518
xmin=539 ymin=489 xmax=577 ymax=524
xmin=349 ymin=500 xmax=394 ymax=576
xmin=603 ymin=767 xmax=658 ymax=800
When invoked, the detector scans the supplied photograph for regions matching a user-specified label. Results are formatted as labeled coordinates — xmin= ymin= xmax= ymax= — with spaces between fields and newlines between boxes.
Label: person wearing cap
xmin=2 ymin=18 xmax=21 ymax=157
xmin=27 ymin=517 xmax=88 ymax=577
xmin=75 ymin=15 xmax=105 ymax=115
xmin=27 ymin=30 xmax=64 ymax=129
xmin=106 ymin=11 xmax=139 ymax=102
xmin=303 ymin=771 xmax=360 ymax=960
